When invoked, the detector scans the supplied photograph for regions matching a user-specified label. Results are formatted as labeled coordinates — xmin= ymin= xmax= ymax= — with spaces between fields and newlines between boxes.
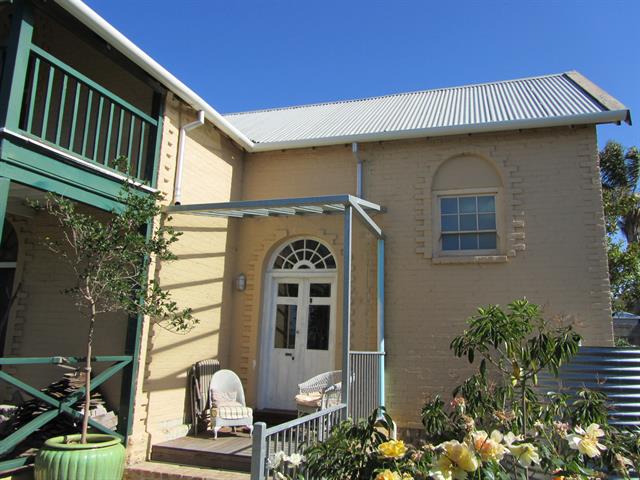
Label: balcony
xmin=16 ymin=45 xmax=160 ymax=184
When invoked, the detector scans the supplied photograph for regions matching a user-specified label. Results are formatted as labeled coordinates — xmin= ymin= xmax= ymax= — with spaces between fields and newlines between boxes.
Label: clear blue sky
xmin=88 ymin=0 xmax=639 ymax=149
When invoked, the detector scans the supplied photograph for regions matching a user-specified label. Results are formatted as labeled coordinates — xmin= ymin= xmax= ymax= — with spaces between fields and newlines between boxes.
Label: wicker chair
xmin=295 ymin=370 xmax=342 ymax=416
xmin=209 ymin=369 xmax=253 ymax=438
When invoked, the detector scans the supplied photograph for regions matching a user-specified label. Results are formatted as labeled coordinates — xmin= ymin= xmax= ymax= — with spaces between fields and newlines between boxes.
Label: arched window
xmin=271 ymin=238 xmax=336 ymax=270
xmin=432 ymin=155 xmax=503 ymax=255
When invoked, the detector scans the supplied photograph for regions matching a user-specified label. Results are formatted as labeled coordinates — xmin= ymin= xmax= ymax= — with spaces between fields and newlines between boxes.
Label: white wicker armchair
xmin=295 ymin=370 xmax=342 ymax=416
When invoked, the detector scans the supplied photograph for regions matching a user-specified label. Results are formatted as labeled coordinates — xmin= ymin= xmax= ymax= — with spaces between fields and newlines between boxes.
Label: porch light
xmin=236 ymin=273 xmax=246 ymax=291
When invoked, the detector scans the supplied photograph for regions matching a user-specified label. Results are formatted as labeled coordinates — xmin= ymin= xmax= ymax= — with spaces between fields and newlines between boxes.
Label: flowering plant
xmin=266 ymin=450 xmax=305 ymax=480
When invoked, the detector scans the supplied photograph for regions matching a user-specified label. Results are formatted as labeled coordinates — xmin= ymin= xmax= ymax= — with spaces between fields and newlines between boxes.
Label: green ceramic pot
xmin=34 ymin=434 xmax=125 ymax=480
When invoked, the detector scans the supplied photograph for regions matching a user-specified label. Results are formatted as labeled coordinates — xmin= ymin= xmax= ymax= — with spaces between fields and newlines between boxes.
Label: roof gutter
xmin=248 ymin=109 xmax=631 ymax=152
xmin=53 ymin=0 xmax=255 ymax=152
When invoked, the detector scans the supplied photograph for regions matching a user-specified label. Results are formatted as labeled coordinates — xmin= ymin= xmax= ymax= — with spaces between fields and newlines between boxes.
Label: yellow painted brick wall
xmin=1 ymin=209 xmax=127 ymax=410
xmin=234 ymin=125 xmax=612 ymax=428
xmin=127 ymin=93 xmax=244 ymax=462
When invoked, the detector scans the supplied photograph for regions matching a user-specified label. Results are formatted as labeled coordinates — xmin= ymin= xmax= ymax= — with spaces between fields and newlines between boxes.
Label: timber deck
xmin=151 ymin=432 xmax=253 ymax=472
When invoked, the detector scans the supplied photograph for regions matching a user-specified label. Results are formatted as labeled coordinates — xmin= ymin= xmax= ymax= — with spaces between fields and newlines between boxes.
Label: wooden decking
xmin=151 ymin=432 xmax=253 ymax=472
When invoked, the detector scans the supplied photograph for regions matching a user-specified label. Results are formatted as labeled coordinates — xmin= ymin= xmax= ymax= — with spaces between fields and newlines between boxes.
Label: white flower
xmin=566 ymin=424 xmax=607 ymax=458
xmin=288 ymin=452 xmax=305 ymax=467
xmin=268 ymin=450 xmax=288 ymax=469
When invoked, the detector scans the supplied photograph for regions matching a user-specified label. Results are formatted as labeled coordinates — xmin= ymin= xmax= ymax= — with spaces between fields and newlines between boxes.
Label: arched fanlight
xmin=272 ymin=239 xmax=336 ymax=270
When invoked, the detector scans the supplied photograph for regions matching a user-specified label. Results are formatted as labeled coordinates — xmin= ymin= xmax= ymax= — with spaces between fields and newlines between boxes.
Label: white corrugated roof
xmin=226 ymin=71 xmax=630 ymax=151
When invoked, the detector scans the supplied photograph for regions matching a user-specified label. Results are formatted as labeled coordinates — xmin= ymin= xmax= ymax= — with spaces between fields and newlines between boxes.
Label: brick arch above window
xmin=415 ymin=148 xmax=526 ymax=263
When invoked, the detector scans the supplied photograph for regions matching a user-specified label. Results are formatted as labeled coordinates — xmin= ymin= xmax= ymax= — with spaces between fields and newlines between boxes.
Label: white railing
xmin=349 ymin=351 xmax=385 ymax=420
xmin=250 ymin=403 xmax=347 ymax=480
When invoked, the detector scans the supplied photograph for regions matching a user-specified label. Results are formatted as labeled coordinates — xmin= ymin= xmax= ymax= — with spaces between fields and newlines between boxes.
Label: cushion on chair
xmin=212 ymin=390 xmax=237 ymax=406
xmin=211 ymin=402 xmax=253 ymax=420
xmin=295 ymin=391 xmax=323 ymax=408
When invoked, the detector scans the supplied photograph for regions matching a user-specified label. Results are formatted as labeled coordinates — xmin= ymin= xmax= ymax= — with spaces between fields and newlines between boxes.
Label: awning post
xmin=342 ymin=205 xmax=352 ymax=410
xmin=377 ymin=238 xmax=385 ymax=407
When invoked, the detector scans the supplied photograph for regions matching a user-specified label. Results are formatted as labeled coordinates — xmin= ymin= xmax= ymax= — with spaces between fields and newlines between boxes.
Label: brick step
xmin=125 ymin=461 xmax=250 ymax=480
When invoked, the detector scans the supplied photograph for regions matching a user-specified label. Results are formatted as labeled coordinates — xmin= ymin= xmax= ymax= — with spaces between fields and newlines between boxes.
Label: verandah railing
xmin=251 ymin=403 xmax=347 ymax=480
xmin=349 ymin=351 xmax=384 ymax=421
xmin=17 ymin=45 xmax=160 ymax=183
xmin=0 ymin=355 xmax=132 ymax=472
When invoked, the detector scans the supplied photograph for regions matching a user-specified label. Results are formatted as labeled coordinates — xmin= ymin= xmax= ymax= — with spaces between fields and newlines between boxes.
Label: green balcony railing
xmin=18 ymin=45 xmax=159 ymax=183
xmin=0 ymin=355 xmax=132 ymax=472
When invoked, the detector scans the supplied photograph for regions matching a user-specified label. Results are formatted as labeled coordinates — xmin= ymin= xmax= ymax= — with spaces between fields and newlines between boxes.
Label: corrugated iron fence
xmin=538 ymin=346 xmax=640 ymax=427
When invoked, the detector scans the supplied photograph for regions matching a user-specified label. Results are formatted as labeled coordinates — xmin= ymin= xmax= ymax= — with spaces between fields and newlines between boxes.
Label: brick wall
xmin=127 ymin=93 xmax=244 ymax=462
xmin=236 ymin=125 xmax=612 ymax=428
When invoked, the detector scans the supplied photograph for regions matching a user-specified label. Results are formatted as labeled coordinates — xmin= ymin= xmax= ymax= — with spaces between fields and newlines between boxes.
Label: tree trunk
xmin=81 ymin=305 xmax=96 ymax=444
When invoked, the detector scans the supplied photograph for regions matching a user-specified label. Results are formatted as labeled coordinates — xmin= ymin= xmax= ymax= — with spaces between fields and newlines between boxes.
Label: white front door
xmin=263 ymin=275 xmax=336 ymax=411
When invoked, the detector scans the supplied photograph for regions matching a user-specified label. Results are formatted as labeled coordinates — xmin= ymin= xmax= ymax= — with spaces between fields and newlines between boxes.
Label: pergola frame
xmin=165 ymin=194 xmax=386 ymax=409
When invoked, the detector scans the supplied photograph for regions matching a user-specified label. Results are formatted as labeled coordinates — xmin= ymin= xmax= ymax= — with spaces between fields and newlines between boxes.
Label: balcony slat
xmin=127 ymin=115 xmax=136 ymax=170
xmin=55 ymin=73 xmax=68 ymax=145
xmin=81 ymin=89 xmax=93 ymax=157
xmin=137 ymin=122 xmax=146 ymax=179
xmin=92 ymin=96 xmax=104 ymax=161
xmin=116 ymin=108 xmax=124 ymax=157
xmin=25 ymin=56 xmax=40 ymax=133
xmin=69 ymin=81 xmax=81 ymax=150
xmin=41 ymin=64 xmax=55 ymax=138
xmin=104 ymin=102 xmax=115 ymax=166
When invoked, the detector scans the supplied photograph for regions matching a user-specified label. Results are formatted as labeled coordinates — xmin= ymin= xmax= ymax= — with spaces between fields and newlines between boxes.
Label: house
xmin=613 ymin=311 xmax=640 ymax=345
xmin=0 ymin=0 xmax=631 ymax=475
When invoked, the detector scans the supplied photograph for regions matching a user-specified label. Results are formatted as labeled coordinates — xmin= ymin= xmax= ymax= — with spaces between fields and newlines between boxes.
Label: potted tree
xmin=33 ymin=167 xmax=195 ymax=480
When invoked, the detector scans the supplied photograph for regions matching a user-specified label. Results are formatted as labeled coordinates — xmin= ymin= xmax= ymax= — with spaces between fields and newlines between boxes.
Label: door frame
xmin=257 ymin=242 xmax=338 ymax=411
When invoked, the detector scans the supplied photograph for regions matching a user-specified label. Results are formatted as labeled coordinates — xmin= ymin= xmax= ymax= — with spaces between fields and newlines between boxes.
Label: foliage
xmin=34 ymin=159 xmax=196 ymax=443
xmin=600 ymin=140 xmax=640 ymax=313
xmin=300 ymin=299 xmax=640 ymax=479
xmin=449 ymin=299 xmax=580 ymax=435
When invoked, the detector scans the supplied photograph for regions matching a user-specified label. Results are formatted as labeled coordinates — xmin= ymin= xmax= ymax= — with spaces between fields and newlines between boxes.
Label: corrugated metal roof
xmin=225 ymin=72 xmax=630 ymax=150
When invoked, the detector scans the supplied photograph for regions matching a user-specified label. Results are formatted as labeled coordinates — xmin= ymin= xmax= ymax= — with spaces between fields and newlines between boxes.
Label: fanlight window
xmin=272 ymin=239 xmax=336 ymax=270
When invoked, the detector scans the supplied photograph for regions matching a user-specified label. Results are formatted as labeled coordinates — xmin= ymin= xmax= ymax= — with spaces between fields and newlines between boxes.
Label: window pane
xmin=478 ymin=213 xmax=496 ymax=230
xmin=460 ymin=233 xmax=478 ymax=250
xmin=278 ymin=283 xmax=299 ymax=297
xmin=442 ymin=234 xmax=459 ymax=250
xmin=478 ymin=196 xmax=495 ymax=213
xmin=460 ymin=214 xmax=477 ymax=231
xmin=441 ymin=214 xmax=458 ymax=232
xmin=479 ymin=233 xmax=497 ymax=249
xmin=459 ymin=197 xmax=477 ymax=214
xmin=325 ymin=256 xmax=337 ymax=269
xmin=274 ymin=304 xmax=297 ymax=349
xmin=440 ymin=197 xmax=458 ymax=214
xmin=307 ymin=305 xmax=330 ymax=350
xmin=310 ymin=283 xmax=331 ymax=297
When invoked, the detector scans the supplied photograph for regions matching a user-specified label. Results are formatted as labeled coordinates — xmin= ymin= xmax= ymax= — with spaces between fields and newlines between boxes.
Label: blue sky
xmin=88 ymin=0 xmax=639 ymax=149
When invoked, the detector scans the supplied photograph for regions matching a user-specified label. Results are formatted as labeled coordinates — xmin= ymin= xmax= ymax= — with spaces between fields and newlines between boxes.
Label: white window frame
xmin=432 ymin=187 xmax=503 ymax=257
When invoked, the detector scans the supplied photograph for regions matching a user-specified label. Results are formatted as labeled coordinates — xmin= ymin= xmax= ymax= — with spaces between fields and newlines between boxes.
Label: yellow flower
xmin=441 ymin=440 xmax=479 ymax=472
xmin=508 ymin=443 xmax=541 ymax=467
xmin=375 ymin=470 xmax=402 ymax=480
xmin=378 ymin=440 xmax=408 ymax=459
xmin=401 ymin=474 xmax=414 ymax=480
xmin=430 ymin=455 xmax=467 ymax=480
xmin=566 ymin=424 xmax=607 ymax=458
xmin=470 ymin=430 xmax=509 ymax=462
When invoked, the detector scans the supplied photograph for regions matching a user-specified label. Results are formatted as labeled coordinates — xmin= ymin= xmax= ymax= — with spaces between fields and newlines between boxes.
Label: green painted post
xmin=117 ymin=222 xmax=153 ymax=440
xmin=148 ymin=91 xmax=165 ymax=187
xmin=0 ymin=0 xmax=34 ymax=130
xmin=0 ymin=178 xmax=9 ymax=240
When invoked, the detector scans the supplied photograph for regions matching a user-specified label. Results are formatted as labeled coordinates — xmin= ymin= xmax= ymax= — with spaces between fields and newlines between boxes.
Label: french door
xmin=262 ymin=275 xmax=336 ymax=410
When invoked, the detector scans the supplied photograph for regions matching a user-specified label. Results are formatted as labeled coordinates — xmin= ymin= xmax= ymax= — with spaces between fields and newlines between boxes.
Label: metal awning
xmin=165 ymin=194 xmax=384 ymax=238
xmin=165 ymin=193 xmax=385 ymax=408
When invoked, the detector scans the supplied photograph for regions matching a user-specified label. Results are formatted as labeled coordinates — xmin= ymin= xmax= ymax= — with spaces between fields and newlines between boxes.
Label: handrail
xmin=30 ymin=45 xmax=157 ymax=126
xmin=251 ymin=403 xmax=347 ymax=480
xmin=0 ymin=355 xmax=132 ymax=365
xmin=263 ymin=402 xmax=346 ymax=436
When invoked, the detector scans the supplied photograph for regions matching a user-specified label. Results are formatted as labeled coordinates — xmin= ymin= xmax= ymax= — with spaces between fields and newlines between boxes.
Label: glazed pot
xmin=34 ymin=433 xmax=125 ymax=480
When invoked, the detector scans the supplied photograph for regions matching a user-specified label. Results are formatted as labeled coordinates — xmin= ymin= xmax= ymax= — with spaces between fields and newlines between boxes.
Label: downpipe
xmin=173 ymin=110 xmax=205 ymax=204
